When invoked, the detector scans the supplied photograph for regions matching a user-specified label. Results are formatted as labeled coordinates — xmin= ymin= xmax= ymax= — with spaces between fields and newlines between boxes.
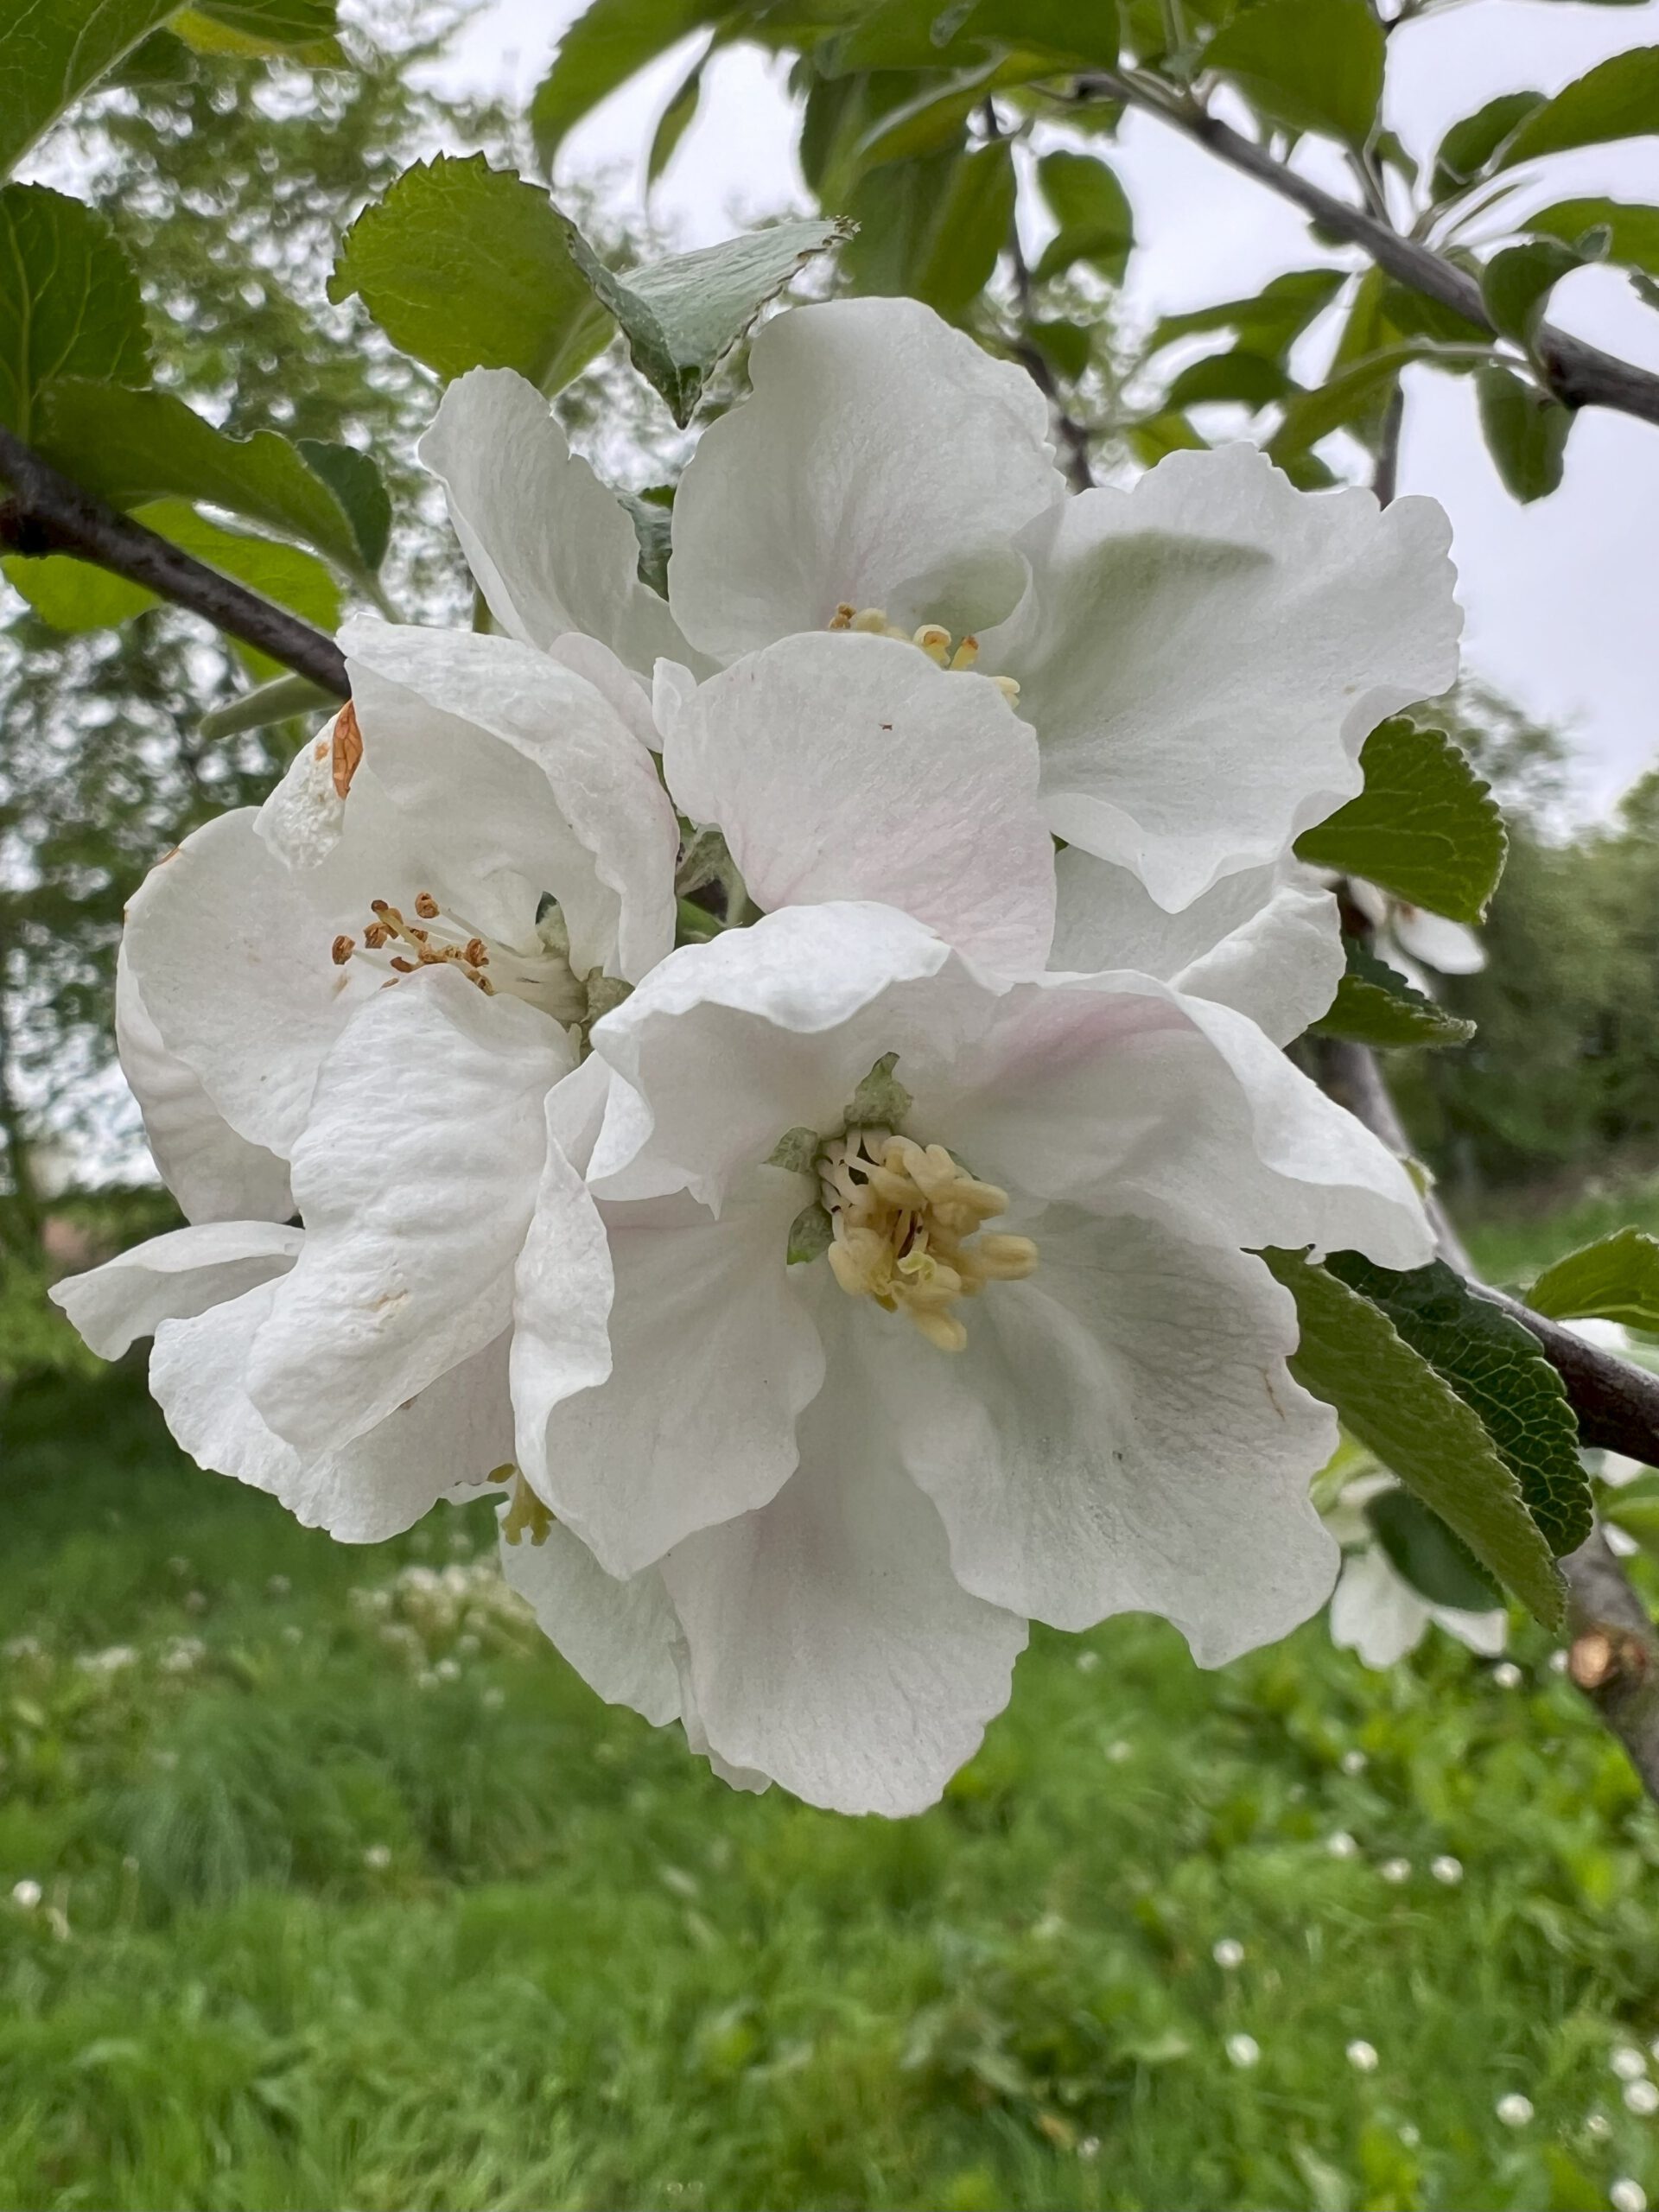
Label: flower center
xmin=330 ymin=889 xmax=588 ymax=1026
xmin=827 ymin=603 xmax=1020 ymax=705
xmin=815 ymin=1127 xmax=1038 ymax=1353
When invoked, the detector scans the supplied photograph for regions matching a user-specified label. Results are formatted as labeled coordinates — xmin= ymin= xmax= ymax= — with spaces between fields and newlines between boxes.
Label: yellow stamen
xmin=813 ymin=1128 xmax=1038 ymax=1352
xmin=827 ymin=602 xmax=1017 ymax=700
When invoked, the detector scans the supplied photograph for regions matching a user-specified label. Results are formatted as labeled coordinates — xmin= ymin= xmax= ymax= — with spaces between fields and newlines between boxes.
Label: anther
xmin=913 ymin=623 xmax=951 ymax=664
xmin=331 ymin=934 xmax=354 ymax=966
xmin=370 ymin=899 xmax=391 ymax=917
xmin=390 ymin=957 xmax=416 ymax=973
xmin=950 ymin=636 xmax=980 ymax=671
xmin=364 ymin=922 xmax=390 ymax=950
xmin=415 ymin=891 xmax=439 ymax=920
xmin=828 ymin=602 xmax=856 ymax=631
xmin=463 ymin=938 xmax=490 ymax=967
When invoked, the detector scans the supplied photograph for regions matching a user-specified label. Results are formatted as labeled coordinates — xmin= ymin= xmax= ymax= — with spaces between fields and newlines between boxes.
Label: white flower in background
xmin=1344 ymin=876 xmax=1484 ymax=983
xmin=425 ymin=294 xmax=1460 ymax=915
xmin=499 ymin=897 xmax=1431 ymax=1815
xmin=54 ymin=634 xmax=678 ymax=1541
xmin=1325 ymin=1473 xmax=1508 ymax=1668
xmin=1496 ymin=2093 xmax=1534 ymax=2127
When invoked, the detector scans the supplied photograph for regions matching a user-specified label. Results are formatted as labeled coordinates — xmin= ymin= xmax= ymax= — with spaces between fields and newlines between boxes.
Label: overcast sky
xmin=407 ymin=0 xmax=1659 ymax=814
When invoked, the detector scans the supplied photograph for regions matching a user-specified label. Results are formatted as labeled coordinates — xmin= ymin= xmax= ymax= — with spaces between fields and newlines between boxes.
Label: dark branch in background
xmin=0 ymin=425 xmax=349 ymax=700
xmin=1077 ymin=71 xmax=1659 ymax=429
xmin=1319 ymin=1034 xmax=1659 ymax=1801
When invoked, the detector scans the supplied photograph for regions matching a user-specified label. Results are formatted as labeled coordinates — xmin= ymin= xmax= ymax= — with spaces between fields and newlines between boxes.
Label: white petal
xmin=941 ymin=970 xmax=1433 ymax=1270
xmin=255 ymin=717 xmax=347 ymax=868
xmin=588 ymin=901 xmax=978 ymax=1209
xmin=668 ymin=296 xmax=1062 ymax=662
xmin=49 ymin=1219 xmax=302 ymax=1359
xmin=984 ymin=445 xmax=1461 ymax=910
xmin=507 ymin=1083 xmax=616 ymax=1514
xmin=249 ymin=969 xmax=578 ymax=1453
xmin=154 ymin=1286 xmax=514 ymax=1541
xmin=1428 ymin=1600 xmax=1508 ymax=1656
xmin=518 ymin=1173 xmax=825 ymax=1579
xmin=418 ymin=367 xmax=696 ymax=676
xmin=868 ymin=1213 xmax=1338 ymax=1663
xmin=123 ymin=778 xmax=445 ymax=1155
xmin=544 ymin=632 xmax=660 ymax=754
xmin=1389 ymin=904 xmax=1484 ymax=975
xmin=1328 ymin=1547 xmax=1430 ymax=1668
xmin=661 ymin=1300 xmax=1027 ymax=1816
xmin=115 ymin=946 xmax=293 ymax=1224
xmin=1050 ymin=849 xmax=1344 ymax=1045
xmin=342 ymin=618 xmax=678 ymax=982
xmin=662 ymin=633 xmax=1056 ymax=976
xmin=498 ymin=1511 xmax=683 ymax=1726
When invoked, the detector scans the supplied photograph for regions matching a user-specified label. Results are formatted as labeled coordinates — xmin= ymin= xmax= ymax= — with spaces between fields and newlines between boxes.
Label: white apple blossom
xmin=425 ymin=294 xmax=1460 ymax=914
xmin=497 ymin=896 xmax=1433 ymax=1815
xmin=1325 ymin=1473 xmax=1508 ymax=1668
xmin=53 ymin=632 xmax=679 ymax=1538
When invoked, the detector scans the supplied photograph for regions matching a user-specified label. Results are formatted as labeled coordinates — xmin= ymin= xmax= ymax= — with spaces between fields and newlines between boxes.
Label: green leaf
xmin=1481 ymin=236 xmax=1592 ymax=349
xmin=173 ymin=0 xmax=339 ymax=56
xmin=1431 ymin=90 xmax=1545 ymax=192
xmin=199 ymin=671 xmax=339 ymax=740
xmin=328 ymin=155 xmax=614 ymax=395
xmin=4 ymin=496 xmax=340 ymax=640
xmin=1497 ymin=46 xmax=1659 ymax=170
xmin=30 ymin=381 xmax=365 ymax=577
xmin=1 ymin=556 xmax=153 ymax=630
xmin=1262 ymin=1249 xmax=1564 ymax=1624
xmin=786 ymin=1201 xmax=834 ymax=1266
xmin=1294 ymin=717 xmax=1507 ymax=925
xmin=0 ymin=184 xmax=150 ymax=438
xmin=1364 ymin=1486 xmax=1503 ymax=1612
xmin=846 ymin=141 xmax=1011 ymax=320
xmin=822 ymin=0 xmax=1120 ymax=73
xmin=1027 ymin=318 xmax=1091 ymax=382
xmin=530 ymin=0 xmax=730 ymax=168
xmin=1147 ymin=268 xmax=1344 ymax=361
xmin=621 ymin=486 xmax=673 ymax=596
xmin=1269 ymin=346 xmax=1432 ymax=460
xmin=1204 ymin=0 xmax=1384 ymax=148
xmin=1527 ymin=195 xmax=1659 ymax=277
xmin=1163 ymin=348 xmax=1290 ymax=410
xmin=1475 ymin=363 xmax=1573 ymax=503
xmin=1310 ymin=943 xmax=1476 ymax=1051
xmin=646 ymin=40 xmax=709 ymax=188
xmin=1529 ymin=1228 xmax=1659 ymax=1331
xmin=565 ymin=213 xmax=852 ymax=426
xmin=1124 ymin=410 xmax=1208 ymax=465
xmin=0 ymin=0 xmax=181 ymax=175
xmin=296 ymin=440 xmax=391 ymax=571
xmin=1032 ymin=149 xmax=1133 ymax=283
xmin=1325 ymin=1251 xmax=1593 ymax=1557
xmin=846 ymin=58 xmax=1005 ymax=177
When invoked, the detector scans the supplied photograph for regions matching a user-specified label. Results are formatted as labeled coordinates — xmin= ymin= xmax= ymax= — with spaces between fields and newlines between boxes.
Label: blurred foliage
xmin=1 ymin=1357 xmax=1657 ymax=2210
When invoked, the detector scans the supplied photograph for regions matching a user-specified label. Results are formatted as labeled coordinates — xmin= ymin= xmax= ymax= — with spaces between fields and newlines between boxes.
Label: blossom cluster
xmin=55 ymin=298 xmax=1462 ymax=1815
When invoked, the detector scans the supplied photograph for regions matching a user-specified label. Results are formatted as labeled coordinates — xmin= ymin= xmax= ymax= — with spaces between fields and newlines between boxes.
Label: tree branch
xmin=1317 ymin=1034 xmax=1659 ymax=1798
xmin=0 ymin=424 xmax=349 ymax=699
xmin=1077 ymin=71 xmax=1659 ymax=429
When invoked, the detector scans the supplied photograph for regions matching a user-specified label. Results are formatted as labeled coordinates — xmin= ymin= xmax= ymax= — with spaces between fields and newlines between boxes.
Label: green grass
xmin=4 ymin=1300 xmax=1659 ymax=2208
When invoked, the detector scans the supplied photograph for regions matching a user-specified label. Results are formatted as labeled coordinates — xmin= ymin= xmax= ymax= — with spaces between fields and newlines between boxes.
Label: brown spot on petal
xmin=331 ymin=700 xmax=364 ymax=799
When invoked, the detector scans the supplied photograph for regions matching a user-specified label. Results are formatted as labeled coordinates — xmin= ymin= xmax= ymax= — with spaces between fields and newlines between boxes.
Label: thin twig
xmin=1076 ymin=70 xmax=1659 ymax=429
xmin=0 ymin=424 xmax=349 ymax=699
